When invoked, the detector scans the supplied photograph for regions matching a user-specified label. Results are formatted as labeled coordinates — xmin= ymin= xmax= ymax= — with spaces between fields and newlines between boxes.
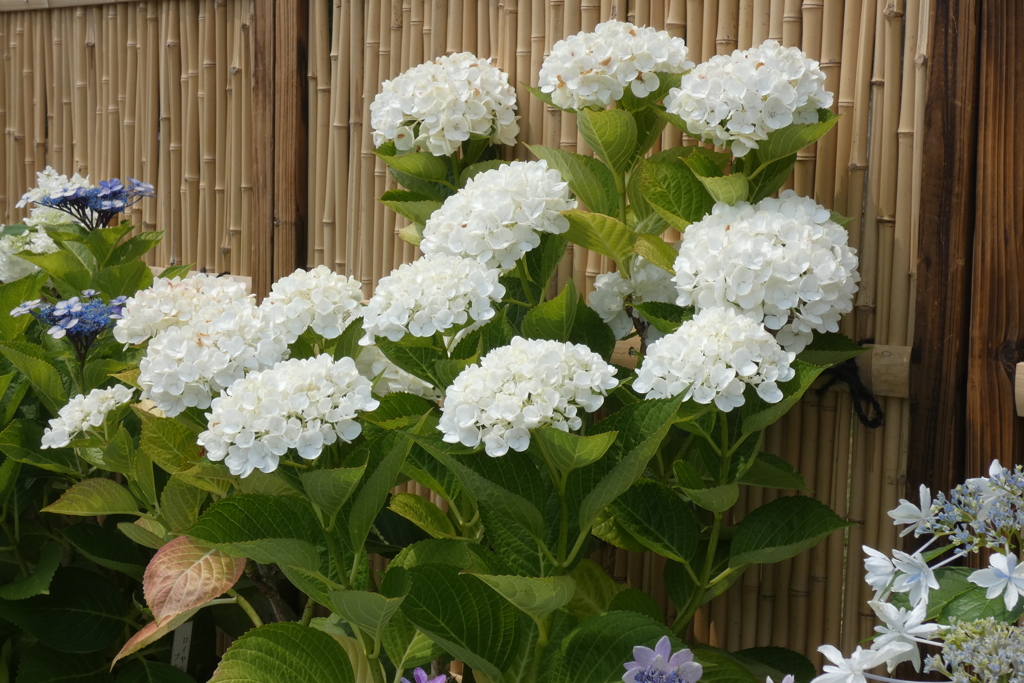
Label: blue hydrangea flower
xmin=623 ymin=636 xmax=703 ymax=683
xmin=16 ymin=292 xmax=126 ymax=360
xmin=20 ymin=175 xmax=155 ymax=231
xmin=401 ymin=668 xmax=446 ymax=683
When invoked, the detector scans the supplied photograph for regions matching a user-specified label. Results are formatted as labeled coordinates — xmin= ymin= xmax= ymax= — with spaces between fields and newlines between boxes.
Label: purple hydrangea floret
xmin=623 ymin=636 xmax=703 ymax=683
xmin=401 ymin=668 xmax=446 ymax=683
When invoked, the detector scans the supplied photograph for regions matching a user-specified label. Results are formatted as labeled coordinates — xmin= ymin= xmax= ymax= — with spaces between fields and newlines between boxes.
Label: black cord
xmin=815 ymin=340 xmax=884 ymax=428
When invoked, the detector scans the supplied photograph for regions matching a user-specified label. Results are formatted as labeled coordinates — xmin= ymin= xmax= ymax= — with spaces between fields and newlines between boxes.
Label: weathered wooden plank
xmin=966 ymin=0 xmax=1024 ymax=469
xmin=250 ymin=0 xmax=274 ymax=299
xmin=907 ymin=0 xmax=981 ymax=493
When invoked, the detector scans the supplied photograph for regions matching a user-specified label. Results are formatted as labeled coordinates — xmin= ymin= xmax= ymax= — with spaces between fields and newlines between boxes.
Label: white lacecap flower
xmin=361 ymin=253 xmax=505 ymax=344
xmin=438 ymin=336 xmax=618 ymax=457
xmin=665 ymin=39 xmax=833 ymax=156
xmin=0 ymin=226 xmax=59 ymax=284
xmin=590 ymin=246 xmax=680 ymax=341
xmin=198 ymin=355 xmax=379 ymax=477
xmin=633 ymin=306 xmax=795 ymax=412
xmin=355 ymin=345 xmax=442 ymax=401
xmin=41 ymin=384 xmax=135 ymax=449
xmin=888 ymin=484 xmax=934 ymax=537
xmin=869 ymin=600 xmax=945 ymax=672
xmin=419 ymin=160 xmax=576 ymax=271
xmin=672 ymin=191 xmax=860 ymax=354
xmin=370 ymin=52 xmax=519 ymax=156
xmin=114 ymin=273 xmax=251 ymax=345
xmin=23 ymin=205 xmax=83 ymax=230
xmin=968 ymin=551 xmax=1024 ymax=611
xmin=815 ymin=644 xmax=911 ymax=683
xmin=890 ymin=550 xmax=939 ymax=607
xmin=16 ymin=166 xmax=93 ymax=208
xmin=137 ymin=297 xmax=287 ymax=417
xmin=259 ymin=265 xmax=364 ymax=343
xmin=863 ymin=545 xmax=896 ymax=598
xmin=539 ymin=20 xmax=693 ymax=111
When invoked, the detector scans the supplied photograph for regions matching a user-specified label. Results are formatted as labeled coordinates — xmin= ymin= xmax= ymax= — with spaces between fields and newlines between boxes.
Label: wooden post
xmin=906 ymin=0 xmax=981 ymax=495
xmin=250 ymin=0 xmax=308 ymax=299
xmin=966 ymin=1 xmax=1024 ymax=468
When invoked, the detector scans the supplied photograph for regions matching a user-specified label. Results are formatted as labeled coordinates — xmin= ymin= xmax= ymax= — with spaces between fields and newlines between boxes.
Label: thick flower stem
xmin=227 ymin=589 xmax=264 ymax=628
xmin=526 ymin=614 xmax=552 ymax=683
xmin=324 ymin=529 xmax=352 ymax=591
xmin=516 ymin=259 xmax=538 ymax=306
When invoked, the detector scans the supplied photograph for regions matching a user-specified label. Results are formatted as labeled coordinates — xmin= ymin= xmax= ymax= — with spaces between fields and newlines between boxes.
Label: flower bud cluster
xmin=439 ymin=336 xmax=618 ymax=457
xmin=198 ymin=355 xmax=378 ymax=477
xmin=420 ymin=160 xmax=576 ymax=271
xmin=539 ymin=20 xmax=693 ymax=110
xmin=665 ymin=39 xmax=832 ymax=157
xmin=370 ymin=52 xmax=519 ymax=156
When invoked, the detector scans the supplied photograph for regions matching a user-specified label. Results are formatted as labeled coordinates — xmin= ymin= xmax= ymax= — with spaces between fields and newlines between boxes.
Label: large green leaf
xmin=568 ymin=298 xmax=617 ymax=360
xmin=736 ymin=452 xmax=809 ymax=491
xmin=548 ymin=611 xmax=674 ymax=683
xmin=562 ymin=210 xmax=636 ymax=274
xmin=0 ymin=541 xmax=61 ymax=599
xmin=611 ymin=479 xmax=701 ymax=564
xmin=401 ymin=564 xmax=521 ymax=681
xmin=116 ymin=660 xmax=195 ymax=683
xmin=0 ymin=418 xmax=79 ymax=474
xmin=0 ymin=341 xmax=68 ymax=413
xmin=106 ymin=231 xmax=165 ymax=269
xmin=16 ymin=645 xmax=115 ymax=683
xmin=472 ymin=574 xmax=575 ymax=621
xmin=0 ymin=567 xmax=127 ymax=653
xmin=159 ymin=476 xmax=208 ymax=533
xmin=330 ymin=568 xmax=409 ymax=643
xmin=42 ymin=478 xmax=141 ymax=517
xmin=301 ymin=466 xmax=366 ymax=523
xmin=137 ymin=410 xmax=202 ymax=473
xmin=639 ymin=161 xmax=715 ymax=230
xmin=632 ymin=301 xmax=692 ymax=335
xmin=577 ymin=108 xmax=639 ymax=175
xmin=62 ymin=523 xmax=147 ymax=579
xmin=209 ymin=623 xmax=355 ymax=683
xmin=0 ymin=272 xmax=46 ymax=341
xmin=347 ymin=431 xmax=414 ymax=552
xmin=735 ymin=646 xmax=818 ymax=683
xmin=91 ymin=260 xmax=154 ymax=298
xmin=389 ymin=492 xmax=456 ymax=539
xmin=374 ymin=147 xmax=450 ymax=182
xmin=749 ymin=111 xmax=840 ymax=166
xmin=697 ymin=173 xmax=749 ymax=205
xmin=729 ymin=495 xmax=851 ymax=567
xmin=521 ymin=279 xmax=577 ymax=343
xmin=633 ymin=234 xmax=678 ymax=274
xmin=527 ymin=144 xmax=619 ymax=216
xmin=381 ymin=610 xmax=445 ymax=672
xmin=891 ymin=567 xmax=1024 ymax=624
xmin=746 ymin=154 xmax=797 ymax=203
xmin=17 ymin=250 xmax=92 ymax=291
xmin=376 ymin=339 xmax=447 ymax=387
xmin=379 ymin=190 xmax=443 ymax=224
xmin=565 ymin=560 xmax=627 ymax=620
xmin=534 ymin=428 xmax=617 ymax=474
xmin=693 ymin=645 xmax=759 ymax=683
xmin=359 ymin=392 xmax=438 ymax=430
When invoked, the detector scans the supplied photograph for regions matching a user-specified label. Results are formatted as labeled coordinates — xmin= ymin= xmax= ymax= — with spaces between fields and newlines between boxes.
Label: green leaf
xmin=562 ymin=210 xmax=636 ymax=275
xmin=639 ymin=161 xmax=715 ymax=230
xmin=549 ymin=611 xmax=673 ymax=683
xmin=381 ymin=610 xmax=445 ymax=671
xmin=42 ymin=478 xmax=141 ymax=517
xmin=143 ymin=535 xmax=246 ymax=624
xmin=0 ymin=542 xmax=61 ymax=599
xmin=735 ymin=647 xmax=818 ymax=683
xmin=472 ymin=574 xmax=575 ymax=621
xmin=374 ymin=147 xmax=450 ymax=182
xmin=379 ymin=190 xmax=442 ymax=224
xmin=892 ymin=567 xmax=1024 ymax=624
xmin=521 ymin=279 xmax=578 ymax=342
xmin=17 ymin=250 xmax=92 ymax=291
xmin=330 ymin=580 xmax=408 ymax=644
xmin=632 ymin=301 xmax=692 ymax=335
xmin=0 ymin=272 xmax=46 ymax=341
xmin=301 ymin=467 xmax=366 ymax=523
xmin=62 ymin=523 xmax=146 ymax=579
xmin=0 ymin=419 xmax=79 ymax=475
xmin=501 ymin=234 xmax=568 ymax=315
xmin=829 ymin=210 xmax=854 ymax=227
xmin=329 ymin=316 xmax=367 ymax=363
xmin=736 ymin=452 xmax=808 ymax=491
xmin=398 ymin=222 xmax=425 ymax=246
xmin=389 ymin=492 xmax=456 ymax=539
xmin=631 ymin=106 xmax=670 ymax=160
xmin=796 ymin=332 xmax=865 ymax=367
xmin=592 ymin=507 xmax=650 ymax=553
xmin=749 ymin=111 xmax=840 ymax=166
xmin=401 ymin=564 xmax=521 ymax=681
xmin=118 ymin=519 xmax=168 ymax=550
xmin=697 ymin=173 xmax=749 ymax=205
xmin=693 ymin=645 xmax=759 ymax=683
xmin=534 ymin=428 xmax=617 ymax=473
xmin=452 ymin=308 xmax=515 ymax=360
xmin=0 ymin=567 xmax=127 ymax=653
xmin=376 ymin=339 xmax=447 ymax=387
xmin=159 ymin=476 xmax=209 ymax=533
xmin=106 ymin=231 xmax=165 ymax=268
xmin=730 ymin=495 xmax=852 ymax=567
xmin=460 ymin=159 xmax=509 ymax=184
xmin=17 ymin=646 xmax=115 ymax=683
xmin=521 ymin=82 xmax=575 ymax=113
xmin=633 ymin=234 xmax=677 ymax=274
xmin=136 ymin=410 xmax=203 ymax=473
xmin=527 ymin=145 xmax=619 ymax=216
xmin=619 ymin=72 xmax=684 ymax=111
xmin=116 ymin=660 xmax=195 ymax=683
xmin=569 ymin=297 xmax=617 ymax=360
xmin=90 ymin=260 xmax=154 ymax=298
xmin=746 ymin=154 xmax=797 ymax=203
xmin=684 ymin=483 xmax=740 ymax=513
xmin=0 ymin=341 xmax=68 ymax=413
xmin=578 ymin=396 xmax=682 ymax=530
xmin=209 ymin=623 xmax=355 ymax=683
xmin=114 ymin=608 xmax=200 ymax=666
xmin=608 ymin=588 xmax=664 ymax=622
xmin=565 ymin=559 xmax=627 ymax=619
xmin=577 ymin=108 xmax=638 ymax=175
xmin=611 ymin=479 xmax=701 ymax=563
xmin=348 ymin=431 xmax=414 ymax=552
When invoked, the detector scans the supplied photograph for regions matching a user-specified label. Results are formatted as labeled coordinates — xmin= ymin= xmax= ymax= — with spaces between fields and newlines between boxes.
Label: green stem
xmin=324 ymin=530 xmax=352 ymax=590
xmin=516 ymin=260 xmax=538 ymax=306
xmin=227 ymin=589 xmax=264 ymax=628
xmin=526 ymin=615 xmax=552 ymax=683
xmin=299 ymin=598 xmax=315 ymax=626
xmin=0 ymin=516 xmax=28 ymax=577
xmin=614 ymin=171 xmax=628 ymax=226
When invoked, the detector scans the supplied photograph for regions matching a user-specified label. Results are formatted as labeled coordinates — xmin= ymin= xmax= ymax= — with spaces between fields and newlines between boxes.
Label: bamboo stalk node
xmin=1015 ymin=364 xmax=1024 ymax=417
xmin=856 ymin=345 xmax=912 ymax=399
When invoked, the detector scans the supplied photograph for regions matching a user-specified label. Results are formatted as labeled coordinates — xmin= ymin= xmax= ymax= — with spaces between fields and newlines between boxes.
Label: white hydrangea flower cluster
xmin=672 ymin=191 xmax=859 ymax=354
xmin=16 ymin=166 xmax=93 ymax=208
xmin=137 ymin=297 xmax=287 ymax=417
xmin=114 ymin=273 xmax=250 ymax=345
xmin=634 ymin=306 xmax=795 ymax=411
xmin=539 ymin=20 xmax=693 ymax=110
xmin=665 ymin=39 xmax=833 ymax=156
xmin=439 ymin=336 xmax=618 ymax=457
xmin=370 ymin=52 xmax=519 ymax=156
xmin=361 ymin=253 xmax=505 ymax=343
xmin=259 ymin=265 xmax=364 ymax=343
xmin=23 ymin=205 xmax=82 ymax=230
xmin=355 ymin=345 xmax=442 ymax=401
xmin=0 ymin=227 xmax=59 ymax=283
xmin=40 ymin=384 xmax=135 ymax=449
xmin=419 ymin=160 xmax=577 ymax=271
xmin=198 ymin=355 xmax=379 ymax=477
xmin=589 ymin=247 xmax=679 ymax=341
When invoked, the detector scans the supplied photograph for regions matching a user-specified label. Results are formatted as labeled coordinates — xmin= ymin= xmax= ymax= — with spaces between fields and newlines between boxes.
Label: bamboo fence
xmin=0 ymin=0 xmax=935 ymax=666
